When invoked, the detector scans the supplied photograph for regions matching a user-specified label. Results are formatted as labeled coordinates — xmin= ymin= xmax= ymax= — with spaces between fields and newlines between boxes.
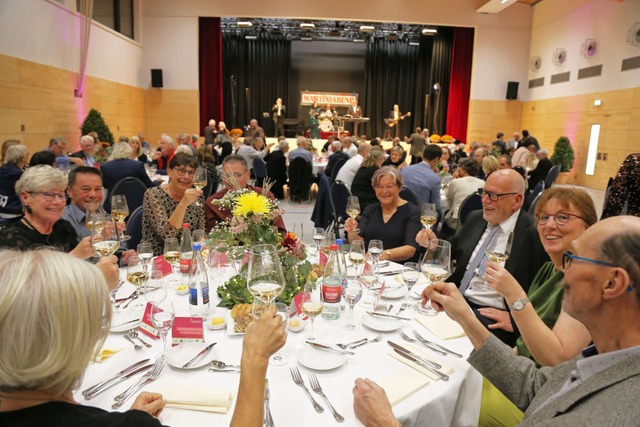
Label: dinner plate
xmin=297 ymin=345 xmax=347 ymax=371
xmin=382 ymin=286 xmax=407 ymax=299
xmin=110 ymin=312 xmax=142 ymax=333
xmin=361 ymin=312 xmax=403 ymax=332
xmin=165 ymin=342 xmax=217 ymax=369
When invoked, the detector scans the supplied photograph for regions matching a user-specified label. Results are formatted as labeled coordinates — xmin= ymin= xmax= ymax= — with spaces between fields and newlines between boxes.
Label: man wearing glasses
xmin=417 ymin=168 xmax=548 ymax=345
xmin=355 ymin=215 xmax=640 ymax=426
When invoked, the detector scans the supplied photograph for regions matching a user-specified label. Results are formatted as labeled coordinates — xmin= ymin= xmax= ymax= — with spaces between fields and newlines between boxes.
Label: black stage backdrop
xmin=204 ymin=23 xmax=460 ymax=139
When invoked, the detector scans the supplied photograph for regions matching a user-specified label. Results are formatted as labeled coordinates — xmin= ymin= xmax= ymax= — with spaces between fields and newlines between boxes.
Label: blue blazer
xmin=100 ymin=159 xmax=156 ymax=191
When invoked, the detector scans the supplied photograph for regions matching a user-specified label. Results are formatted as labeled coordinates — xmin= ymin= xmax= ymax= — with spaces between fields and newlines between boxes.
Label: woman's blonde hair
xmin=129 ymin=136 xmax=142 ymax=156
xmin=0 ymin=249 xmax=110 ymax=395
xmin=482 ymin=155 xmax=499 ymax=177
xmin=361 ymin=148 xmax=386 ymax=168
xmin=14 ymin=165 xmax=67 ymax=195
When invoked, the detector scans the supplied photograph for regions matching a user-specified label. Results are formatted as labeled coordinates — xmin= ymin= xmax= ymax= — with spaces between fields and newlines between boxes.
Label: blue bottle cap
xmin=336 ymin=239 xmax=343 ymax=245
xmin=193 ymin=242 xmax=202 ymax=251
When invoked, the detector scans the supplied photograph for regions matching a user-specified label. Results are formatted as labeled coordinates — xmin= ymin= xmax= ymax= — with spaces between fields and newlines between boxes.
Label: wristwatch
xmin=508 ymin=297 xmax=530 ymax=311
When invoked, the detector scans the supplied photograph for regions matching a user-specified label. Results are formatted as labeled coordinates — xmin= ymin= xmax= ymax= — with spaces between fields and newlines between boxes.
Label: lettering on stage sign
xmin=300 ymin=91 xmax=358 ymax=107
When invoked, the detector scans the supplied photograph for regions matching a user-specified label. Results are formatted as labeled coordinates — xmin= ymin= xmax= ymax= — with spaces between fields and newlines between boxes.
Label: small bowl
xmin=206 ymin=315 xmax=227 ymax=330
xmin=286 ymin=316 xmax=308 ymax=333
xmin=176 ymin=285 xmax=189 ymax=295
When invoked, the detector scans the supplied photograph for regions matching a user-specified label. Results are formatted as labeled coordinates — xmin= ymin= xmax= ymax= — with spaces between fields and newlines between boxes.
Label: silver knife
xmin=392 ymin=348 xmax=449 ymax=381
xmin=305 ymin=341 xmax=355 ymax=356
xmin=82 ymin=358 xmax=151 ymax=396
xmin=412 ymin=330 xmax=463 ymax=358
xmin=182 ymin=342 xmax=217 ymax=368
xmin=387 ymin=341 xmax=442 ymax=369
xmin=367 ymin=311 xmax=411 ymax=321
xmin=84 ymin=363 xmax=153 ymax=400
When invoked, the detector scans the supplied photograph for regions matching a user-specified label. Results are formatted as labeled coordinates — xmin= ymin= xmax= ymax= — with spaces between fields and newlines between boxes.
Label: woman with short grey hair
xmin=0 ymin=144 xmax=29 ymax=219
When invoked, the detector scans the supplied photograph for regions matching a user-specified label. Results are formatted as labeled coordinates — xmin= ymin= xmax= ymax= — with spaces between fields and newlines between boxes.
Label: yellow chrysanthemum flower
xmin=232 ymin=192 xmax=271 ymax=218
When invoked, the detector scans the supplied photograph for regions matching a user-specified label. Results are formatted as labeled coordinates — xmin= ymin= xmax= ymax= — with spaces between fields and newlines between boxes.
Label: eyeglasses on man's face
xmin=28 ymin=191 xmax=66 ymax=202
xmin=477 ymin=188 xmax=517 ymax=202
xmin=536 ymin=212 xmax=584 ymax=226
xmin=172 ymin=167 xmax=196 ymax=177
xmin=562 ymin=251 xmax=618 ymax=270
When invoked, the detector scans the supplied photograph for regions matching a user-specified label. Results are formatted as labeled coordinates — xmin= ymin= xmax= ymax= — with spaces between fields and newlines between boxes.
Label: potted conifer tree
xmin=550 ymin=136 xmax=574 ymax=184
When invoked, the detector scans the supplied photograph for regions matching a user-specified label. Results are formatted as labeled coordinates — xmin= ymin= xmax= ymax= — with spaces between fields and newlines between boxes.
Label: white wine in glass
xmin=192 ymin=166 xmax=207 ymax=206
xmin=420 ymin=203 xmax=438 ymax=229
xmin=418 ymin=239 xmax=452 ymax=316
xmin=111 ymin=195 xmax=130 ymax=240
xmin=486 ymin=231 xmax=513 ymax=264
xmin=346 ymin=196 xmax=361 ymax=224
xmin=301 ymin=282 xmax=323 ymax=341
xmin=90 ymin=215 xmax=119 ymax=259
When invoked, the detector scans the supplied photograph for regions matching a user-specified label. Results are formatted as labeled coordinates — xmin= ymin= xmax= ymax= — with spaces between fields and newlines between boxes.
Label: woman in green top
xmin=479 ymin=187 xmax=597 ymax=426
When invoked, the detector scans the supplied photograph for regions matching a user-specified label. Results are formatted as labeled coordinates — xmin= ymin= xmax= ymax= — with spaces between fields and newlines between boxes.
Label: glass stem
xmin=310 ymin=318 xmax=315 ymax=339
xmin=348 ymin=304 xmax=355 ymax=326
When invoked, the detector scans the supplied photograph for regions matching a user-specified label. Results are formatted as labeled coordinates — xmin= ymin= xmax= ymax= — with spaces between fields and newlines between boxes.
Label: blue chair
xmin=253 ymin=157 xmax=267 ymax=188
xmin=399 ymin=186 xmax=421 ymax=207
xmin=329 ymin=180 xmax=351 ymax=239
xmin=458 ymin=192 xmax=483 ymax=225
xmin=524 ymin=181 xmax=544 ymax=213
xmin=288 ymin=157 xmax=312 ymax=202
xmin=108 ymin=177 xmax=148 ymax=216
xmin=330 ymin=158 xmax=347 ymax=183
xmin=125 ymin=206 xmax=144 ymax=250
xmin=544 ymin=164 xmax=561 ymax=189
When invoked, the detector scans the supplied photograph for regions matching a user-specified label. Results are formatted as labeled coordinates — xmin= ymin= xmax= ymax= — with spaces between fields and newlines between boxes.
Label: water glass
xmin=342 ymin=280 xmax=362 ymax=331
xmin=151 ymin=301 xmax=175 ymax=355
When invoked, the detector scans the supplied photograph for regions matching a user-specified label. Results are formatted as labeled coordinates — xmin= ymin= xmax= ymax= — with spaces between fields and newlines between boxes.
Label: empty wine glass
xmin=192 ymin=167 xmax=207 ymax=206
xmin=229 ymin=245 xmax=246 ymax=274
xmin=137 ymin=242 xmax=154 ymax=272
xmin=143 ymin=267 xmax=167 ymax=304
xmin=421 ymin=203 xmax=438 ymax=230
xmin=346 ymin=196 xmax=361 ymax=232
xmin=360 ymin=252 xmax=378 ymax=309
xmin=90 ymin=215 xmax=119 ymax=260
xmin=418 ymin=240 xmax=452 ymax=316
xmin=111 ymin=195 xmax=130 ymax=241
xmin=301 ymin=281 xmax=323 ymax=341
xmin=368 ymin=239 xmax=383 ymax=272
xmin=342 ymin=279 xmax=362 ymax=331
xmin=151 ymin=300 xmax=175 ymax=355
xmin=312 ymin=227 xmax=324 ymax=264
xmin=402 ymin=262 xmax=421 ymax=297
xmin=246 ymin=244 xmax=285 ymax=311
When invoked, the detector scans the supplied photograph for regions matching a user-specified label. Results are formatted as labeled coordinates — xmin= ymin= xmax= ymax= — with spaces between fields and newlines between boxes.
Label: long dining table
xmin=75 ymin=260 xmax=482 ymax=427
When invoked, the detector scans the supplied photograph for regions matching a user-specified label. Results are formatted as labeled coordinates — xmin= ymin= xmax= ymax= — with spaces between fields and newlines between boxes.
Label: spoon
xmin=128 ymin=329 xmax=153 ymax=348
xmin=210 ymin=360 xmax=241 ymax=370
xmin=121 ymin=291 xmax=139 ymax=309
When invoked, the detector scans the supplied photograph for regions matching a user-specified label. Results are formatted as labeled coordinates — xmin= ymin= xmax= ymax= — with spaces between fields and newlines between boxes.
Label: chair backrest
xmin=458 ymin=192 xmax=483 ymax=225
xmin=544 ymin=164 xmax=561 ymax=189
xmin=109 ymin=177 xmax=148 ymax=215
xmin=289 ymin=157 xmax=312 ymax=200
xmin=125 ymin=206 xmax=144 ymax=250
xmin=528 ymin=192 xmax=543 ymax=215
xmin=331 ymin=158 xmax=347 ymax=182
xmin=524 ymin=181 xmax=545 ymax=212
xmin=399 ymin=186 xmax=421 ymax=207
xmin=330 ymin=180 xmax=351 ymax=225
xmin=253 ymin=157 xmax=267 ymax=179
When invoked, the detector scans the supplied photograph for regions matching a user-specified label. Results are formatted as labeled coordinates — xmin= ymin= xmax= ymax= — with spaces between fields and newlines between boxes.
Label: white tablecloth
xmin=76 ymin=265 xmax=481 ymax=427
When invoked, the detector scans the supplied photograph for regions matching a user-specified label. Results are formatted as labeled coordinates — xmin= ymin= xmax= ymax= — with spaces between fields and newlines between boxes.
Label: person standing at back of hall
xmin=272 ymin=98 xmax=286 ymax=138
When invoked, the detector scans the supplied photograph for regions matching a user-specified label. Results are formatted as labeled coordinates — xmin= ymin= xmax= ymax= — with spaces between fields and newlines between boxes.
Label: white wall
xmin=0 ymin=0 xmax=143 ymax=87
xmin=525 ymin=0 xmax=640 ymax=100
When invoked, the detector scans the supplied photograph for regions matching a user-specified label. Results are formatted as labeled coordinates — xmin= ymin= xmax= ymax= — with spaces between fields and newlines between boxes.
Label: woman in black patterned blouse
xmin=601 ymin=153 xmax=640 ymax=219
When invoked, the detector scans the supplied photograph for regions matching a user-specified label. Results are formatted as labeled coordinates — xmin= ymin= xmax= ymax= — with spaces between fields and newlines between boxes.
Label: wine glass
xmin=90 ymin=215 xmax=119 ymax=260
xmin=143 ymin=267 xmax=167 ymax=304
xmin=359 ymin=252 xmax=378 ymax=309
xmin=163 ymin=238 xmax=180 ymax=274
xmin=252 ymin=300 xmax=290 ymax=365
xmin=402 ymin=262 xmax=421 ymax=297
xmin=346 ymin=196 xmax=361 ymax=232
xmin=85 ymin=205 xmax=106 ymax=236
xmin=192 ymin=166 xmax=207 ymax=206
xmin=229 ymin=245 xmax=246 ymax=274
xmin=301 ymin=281 xmax=323 ymax=341
xmin=127 ymin=256 xmax=149 ymax=310
xmin=420 ymin=203 xmax=438 ymax=230
xmin=246 ymin=244 xmax=285 ymax=310
xmin=151 ymin=300 xmax=175 ymax=355
xmin=111 ymin=195 xmax=130 ymax=241
xmin=312 ymin=227 xmax=324 ymax=264
xmin=418 ymin=240 xmax=452 ymax=316
xmin=480 ymin=231 xmax=514 ymax=289
xmin=137 ymin=242 xmax=154 ymax=272
xmin=342 ymin=279 xmax=362 ymax=331
xmin=368 ymin=239 xmax=383 ymax=274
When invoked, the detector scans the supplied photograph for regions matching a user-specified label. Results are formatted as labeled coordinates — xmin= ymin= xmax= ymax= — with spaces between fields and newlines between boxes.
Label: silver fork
xmin=308 ymin=373 xmax=344 ymax=422
xmin=290 ymin=366 xmax=324 ymax=413
xmin=124 ymin=335 xmax=143 ymax=352
xmin=128 ymin=330 xmax=152 ymax=348
xmin=112 ymin=357 xmax=164 ymax=409
xmin=350 ymin=333 xmax=383 ymax=349
xmin=398 ymin=331 xmax=447 ymax=356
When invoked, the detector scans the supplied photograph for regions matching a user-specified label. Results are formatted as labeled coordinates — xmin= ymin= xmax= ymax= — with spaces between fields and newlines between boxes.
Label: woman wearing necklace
xmin=0 ymin=165 xmax=95 ymax=259
xmin=142 ymin=153 xmax=204 ymax=256
xmin=344 ymin=166 xmax=421 ymax=263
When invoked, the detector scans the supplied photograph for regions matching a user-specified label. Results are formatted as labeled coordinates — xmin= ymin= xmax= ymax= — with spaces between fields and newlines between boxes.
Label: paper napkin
xmin=377 ymin=369 xmax=430 ymax=406
xmin=388 ymin=343 xmax=454 ymax=381
xmin=93 ymin=347 xmax=122 ymax=363
xmin=159 ymin=384 xmax=233 ymax=413
xmin=414 ymin=312 xmax=466 ymax=340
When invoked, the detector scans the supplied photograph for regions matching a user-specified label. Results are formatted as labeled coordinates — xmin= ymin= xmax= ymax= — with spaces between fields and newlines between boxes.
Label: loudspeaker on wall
xmin=506 ymin=81 xmax=519 ymax=100
xmin=151 ymin=69 xmax=163 ymax=88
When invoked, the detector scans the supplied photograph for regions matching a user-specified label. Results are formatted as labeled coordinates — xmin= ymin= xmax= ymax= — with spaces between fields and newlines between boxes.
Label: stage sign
xmin=300 ymin=91 xmax=358 ymax=107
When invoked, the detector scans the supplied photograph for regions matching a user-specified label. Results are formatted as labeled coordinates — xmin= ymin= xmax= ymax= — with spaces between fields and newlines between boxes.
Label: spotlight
xmin=433 ymin=83 xmax=441 ymax=91
xmin=237 ymin=20 xmax=253 ymax=28
xmin=422 ymin=28 xmax=437 ymax=35
xmin=300 ymin=22 xmax=315 ymax=29
xmin=360 ymin=25 xmax=375 ymax=32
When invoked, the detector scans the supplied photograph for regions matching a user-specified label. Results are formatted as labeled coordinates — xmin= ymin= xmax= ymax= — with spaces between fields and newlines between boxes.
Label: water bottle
xmin=188 ymin=242 xmax=210 ymax=318
xmin=179 ymin=223 xmax=193 ymax=284
xmin=321 ymin=244 xmax=342 ymax=320
xmin=336 ymin=239 xmax=348 ymax=311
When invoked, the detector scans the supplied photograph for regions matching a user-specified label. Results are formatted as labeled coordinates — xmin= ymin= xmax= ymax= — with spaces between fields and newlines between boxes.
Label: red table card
xmin=153 ymin=256 xmax=173 ymax=277
xmin=139 ymin=302 xmax=159 ymax=339
xmin=171 ymin=317 xmax=204 ymax=346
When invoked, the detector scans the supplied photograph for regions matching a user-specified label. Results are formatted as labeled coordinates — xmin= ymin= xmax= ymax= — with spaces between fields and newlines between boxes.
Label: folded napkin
xmin=377 ymin=369 xmax=430 ymax=406
xmin=414 ymin=312 xmax=466 ymax=340
xmin=159 ymin=384 xmax=233 ymax=413
xmin=93 ymin=347 xmax=122 ymax=363
xmin=388 ymin=344 xmax=454 ymax=381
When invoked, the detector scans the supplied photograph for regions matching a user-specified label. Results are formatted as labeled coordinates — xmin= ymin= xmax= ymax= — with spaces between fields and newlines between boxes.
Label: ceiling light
xmin=237 ymin=21 xmax=253 ymax=28
xmin=422 ymin=28 xmax=437 ymax=35
xmin=433 ymin=83 xmax=441 ymax=91
xmin=360 ymin=25 xmax=375 ymax=32
xmin=301 ymin=36 xmax=313 ymax=41
xmin=409 ymin=41 xmax=420 ymax=46
xmin=477 ymin=0 xmax=518 ymax=14
xmin=300 ymin=22 xmax=315 ymax=29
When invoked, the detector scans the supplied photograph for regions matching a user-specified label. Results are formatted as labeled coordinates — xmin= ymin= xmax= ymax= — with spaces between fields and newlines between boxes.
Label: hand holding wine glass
xmin=91 ymin=215 xmax=119 ymax=259
xmin=420 ymin=203 xmax=438 ymax=229
xmin=192 ymin=167 xmax=207 ymax=206
xmin=111 ymin=195 xmax=130 ymax=241
xmin=418 ymin=239 xmax=451 ymax=316
xmin=346 ymin=196 xmax=361 ymax=233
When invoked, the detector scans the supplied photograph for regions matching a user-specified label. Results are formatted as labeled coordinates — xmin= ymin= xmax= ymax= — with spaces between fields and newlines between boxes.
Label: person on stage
xmin=309 ymin=101 xmax=321 ymax=139
xmin=389 ymin=104 xmax=409 ymax=139
xmin=346 ymin=100 xmax=362 ymax=118
xmin=272 ymin=98 xmax=286 ymax=138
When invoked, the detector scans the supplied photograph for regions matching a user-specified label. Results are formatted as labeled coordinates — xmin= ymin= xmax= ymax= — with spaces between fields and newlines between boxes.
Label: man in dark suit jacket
xmin=204 ymin=119 xmax=217 ymax=146
xmin=527 ymin=149 xmax=553 ymax=190
xmin=418 ymin=169 xmax=548 ymax=345
xmin=272 ymin=98 xmax=286 ymax=138
xmin=70 ymin=135 xmax=97 ymax=167
xmin=264 ymin=141 xmax=288 ymax=200
xmin=324 ymin=141 xmax=350 ymax=180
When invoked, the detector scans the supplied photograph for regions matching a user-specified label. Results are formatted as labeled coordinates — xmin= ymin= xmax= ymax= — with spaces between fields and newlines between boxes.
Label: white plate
xmin=205 ymin=315 xmax=227 ymax=330
xmin=382 ymin=286 xmax=407 ymax=299
xmin=361 ymin=312 xmax=403 ymax=332
xmin=297 ymin=345 xmax=347 ymax=370
xmin=110 ymin=312 xmax=141 ymax=332
xmin=165 ymin=342 xmax=217 ymax=369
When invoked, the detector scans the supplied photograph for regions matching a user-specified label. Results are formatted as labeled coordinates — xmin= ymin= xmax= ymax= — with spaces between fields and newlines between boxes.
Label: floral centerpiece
xmin=430 ymin=134 xmax=442 ymax=143
xmin=209 ymin=178 xmax=313 ymax=308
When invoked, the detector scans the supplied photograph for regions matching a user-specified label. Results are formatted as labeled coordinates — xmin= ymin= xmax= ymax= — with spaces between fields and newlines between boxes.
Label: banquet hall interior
xmin=2 ymin=0 xmax=637 ymax=241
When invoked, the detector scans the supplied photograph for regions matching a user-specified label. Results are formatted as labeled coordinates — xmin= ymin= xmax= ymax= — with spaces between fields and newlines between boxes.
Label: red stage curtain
xmin=446 ymin=28 xmax=474 ymax=143
xmin=199 ymin=17 xmax=224 ymax=135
